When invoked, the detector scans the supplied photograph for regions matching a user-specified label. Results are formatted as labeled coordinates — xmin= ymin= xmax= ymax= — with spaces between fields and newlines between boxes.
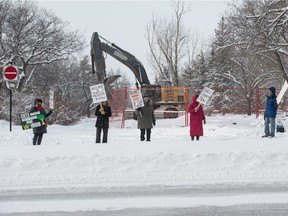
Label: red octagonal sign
xmin=3 ymin=65 xmax=18 ymax=81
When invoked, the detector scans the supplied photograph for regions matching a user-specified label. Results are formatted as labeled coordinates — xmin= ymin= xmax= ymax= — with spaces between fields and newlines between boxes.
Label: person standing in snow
xmin=188 ymin=95 xmax=206 ymax=141
xmin=262 ymin=87 xmax=278 ymax=138
xmin=95 ymin=101 xmax=112 ymax=143
xmin=135 ymin=95 xmax=156 ymax=141
xmin=30 ymin=98 xmax=53 ymax=145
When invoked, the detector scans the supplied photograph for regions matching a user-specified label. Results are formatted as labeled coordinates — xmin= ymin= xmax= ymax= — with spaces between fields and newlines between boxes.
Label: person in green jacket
xmin=135 ymin=95 xmax=156 ymax=141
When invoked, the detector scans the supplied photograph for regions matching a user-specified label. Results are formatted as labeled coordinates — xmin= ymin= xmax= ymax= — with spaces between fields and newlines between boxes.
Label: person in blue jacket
xmin=262 ymin=87 xmax=278 ymax=138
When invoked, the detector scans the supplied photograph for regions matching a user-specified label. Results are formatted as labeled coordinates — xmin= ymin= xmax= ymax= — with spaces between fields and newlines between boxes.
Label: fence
xmin=107 ymin=87 xmax=288 ymax=128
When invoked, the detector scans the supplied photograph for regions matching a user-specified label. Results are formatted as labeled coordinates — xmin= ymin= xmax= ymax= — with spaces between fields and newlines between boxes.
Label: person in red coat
xmin=188 ymin=95 xmax=206 ymax=141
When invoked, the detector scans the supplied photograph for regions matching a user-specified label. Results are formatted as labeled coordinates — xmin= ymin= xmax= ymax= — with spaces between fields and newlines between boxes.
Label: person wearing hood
xmin=30 ymin=98 xmax=53 ymax=145
xmin=188 ymin=95 xmax=206 ymax=141
xmin=135 ymin=95 xmax=156 ymax=141
xmin=262 ymin=87 xmax=278 ymax=138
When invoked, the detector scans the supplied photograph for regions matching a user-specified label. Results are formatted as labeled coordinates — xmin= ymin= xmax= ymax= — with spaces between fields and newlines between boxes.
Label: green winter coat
xmin=135 ymin=98 xmax=155 ymax=129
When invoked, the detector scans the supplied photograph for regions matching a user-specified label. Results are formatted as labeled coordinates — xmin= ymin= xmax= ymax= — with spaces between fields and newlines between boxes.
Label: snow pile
xmin=0 ymin=114 xmax=287 ymax=190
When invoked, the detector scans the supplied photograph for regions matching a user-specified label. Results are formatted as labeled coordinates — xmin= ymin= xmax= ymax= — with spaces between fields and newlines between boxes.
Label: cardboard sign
xmin=49 ymin=90 xmax=54 ymax=110
xmin=129 ymin=90 xmax=144 ymax=109
xmin=19 ymin=111 xmax=46 ymax=130
xmin=197 ymin=87 xmax=215 ymax=105
xmin=90 ymin=83 xmax=107 ymax=104
xmin=277 ymin=81 xmax=288 ymax=104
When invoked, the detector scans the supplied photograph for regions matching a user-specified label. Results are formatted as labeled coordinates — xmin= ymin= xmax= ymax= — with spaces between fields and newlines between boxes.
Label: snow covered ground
xmin=0 ymin=114 xmax=288 ymax=214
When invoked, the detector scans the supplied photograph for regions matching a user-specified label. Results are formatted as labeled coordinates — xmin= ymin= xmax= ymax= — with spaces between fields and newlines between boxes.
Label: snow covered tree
xmin=208 ymin=0 xmax=280 ymax=115
xmin=183 ymin=51 xmax=209 ymax=89
xmin=0 ymin=0 xmax=84 ymax=92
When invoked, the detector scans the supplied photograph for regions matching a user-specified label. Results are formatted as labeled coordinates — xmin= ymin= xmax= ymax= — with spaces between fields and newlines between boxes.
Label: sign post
xmin=2 ymin=65 xmax=19 ymax=132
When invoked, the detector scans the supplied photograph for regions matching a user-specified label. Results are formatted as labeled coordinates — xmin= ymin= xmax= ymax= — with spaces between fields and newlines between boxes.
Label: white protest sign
xmin=277 ymin=81 xmax=288 ymax=104
xmin=90 ymin=83 xmax=107 ymax=103
xmin=129 ymin=89 xmax=144 ymax=109
xmin=197 ymin=87 xmax=215 ymax=105
xmin=49 ymin=90 xmax=54 ymax=110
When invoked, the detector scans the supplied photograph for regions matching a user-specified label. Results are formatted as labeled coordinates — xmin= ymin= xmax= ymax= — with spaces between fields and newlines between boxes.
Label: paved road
xmin=1 ymin=183 xmax=288 ymax=215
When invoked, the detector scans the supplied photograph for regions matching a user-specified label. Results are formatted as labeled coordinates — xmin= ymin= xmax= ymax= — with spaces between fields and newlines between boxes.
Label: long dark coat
xmin=188 ymin=95 xmax=205 ymax=136
xmin=95 ymin=104 xmax=112 ymax=128
xmin=30 ymin=107 xmax=52 ymax=134
xmin=135 ymin=98 xmax=155 ymax=129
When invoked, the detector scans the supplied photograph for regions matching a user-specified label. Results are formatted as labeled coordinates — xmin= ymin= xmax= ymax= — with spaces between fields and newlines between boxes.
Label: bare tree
xmin=0 ymin=0 xmax=84 ymax=91
xmin=145 ymin=0 xmax=189 ymax=87
xmin=246 ymin=0 xmax=288 ymax=81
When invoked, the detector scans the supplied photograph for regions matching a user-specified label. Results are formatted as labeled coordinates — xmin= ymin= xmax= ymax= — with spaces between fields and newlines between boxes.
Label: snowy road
xmin=1 ymin=183 xmax=288 ymax=215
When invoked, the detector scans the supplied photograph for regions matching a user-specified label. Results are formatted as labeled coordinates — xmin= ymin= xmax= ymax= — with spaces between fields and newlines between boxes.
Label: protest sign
xmin=197 ymin=87 xmax=215 ymax=105
xmin=90 ymin=83 xmax=107 ymax=104
xmin=49 ymin=90 xmax=54 ymax=110
xmin=19 ymin=111 xmax=46 ymax=130
xmin=129 ymin=89 xmax=144 ymax=109
xmin=277 ymin=81 xmax=288 ymax=104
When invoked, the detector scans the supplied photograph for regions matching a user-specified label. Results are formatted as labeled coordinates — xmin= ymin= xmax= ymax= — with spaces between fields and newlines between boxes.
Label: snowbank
xmin=0 ymin=114 xmax=287 ymax=190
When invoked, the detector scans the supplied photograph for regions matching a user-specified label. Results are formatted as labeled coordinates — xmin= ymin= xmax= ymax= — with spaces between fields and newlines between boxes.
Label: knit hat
xmin=34 ymin=98 xmax=42 ymax=105
xmin=269 ymin=87 xmax=276 ymax=96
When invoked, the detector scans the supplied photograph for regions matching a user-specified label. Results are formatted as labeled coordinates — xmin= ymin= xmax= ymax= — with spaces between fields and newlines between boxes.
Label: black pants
xmin=140 ymin=129 xmax=151 ymax=141
xmin=191 ymin=136 xmax=199 ymax=141
xmin=96 ymin=127 xmax=108 ymax=143
xmin=33 ymin=134 xmax=43 ymax=145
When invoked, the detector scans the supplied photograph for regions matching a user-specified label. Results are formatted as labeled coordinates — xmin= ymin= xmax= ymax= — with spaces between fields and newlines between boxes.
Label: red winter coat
xmin=188 ymin=95 xmax=205 ymax=136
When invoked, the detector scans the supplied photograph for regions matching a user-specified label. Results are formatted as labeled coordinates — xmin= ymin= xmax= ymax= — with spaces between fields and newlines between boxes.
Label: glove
xmin=99 ymin=107 xmax=104 ymax=113
xmin=153 ymin=120 xmax=156 ymax=126
xmin=101 ymin=111 xmax=106 ymax=115
xmin=203 ymin=119 xmax=206 ymax=124
xmin=136 ymin=107 xmax=143 ymax=117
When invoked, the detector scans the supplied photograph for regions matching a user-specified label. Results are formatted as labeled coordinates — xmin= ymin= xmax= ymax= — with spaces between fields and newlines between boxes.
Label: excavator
xmin=90 ymin=32 xmax=161 ymax=103
xmin=90 ymin=32 xmax=184 ymax=118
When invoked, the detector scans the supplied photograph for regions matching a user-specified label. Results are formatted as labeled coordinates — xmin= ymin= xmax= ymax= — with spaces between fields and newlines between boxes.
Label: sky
xmin=1 ymin=113 xmax=288 ymax=213
xmin=36 ymin=0 xmax=231 ymax=85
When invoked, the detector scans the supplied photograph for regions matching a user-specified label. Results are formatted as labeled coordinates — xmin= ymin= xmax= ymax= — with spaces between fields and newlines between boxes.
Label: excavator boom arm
xmin=90 ymin=32 xmax=150 ymax=85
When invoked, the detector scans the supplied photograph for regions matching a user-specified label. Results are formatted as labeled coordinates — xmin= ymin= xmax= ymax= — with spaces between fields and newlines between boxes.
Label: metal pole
xmin=10 ymin=89 xmax=12 ymax=132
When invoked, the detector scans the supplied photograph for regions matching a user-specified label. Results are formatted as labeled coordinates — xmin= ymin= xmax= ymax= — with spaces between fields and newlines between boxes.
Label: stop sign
xmin=3 ymin=65 xmax=18 ymax=81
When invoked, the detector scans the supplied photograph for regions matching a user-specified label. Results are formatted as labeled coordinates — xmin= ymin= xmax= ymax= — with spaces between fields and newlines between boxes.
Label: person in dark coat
xmin=135 ymin=95 xmax=156 ymax=141
xmin=95 ymin=101 xmax=112 ymax=143
xmin=30 ymin=98 xmax=53 ymax=145
xmin=262 ymin=87 xmax=278 ymax=138
xmin=188 ymin=95 xmax=206 ymax=141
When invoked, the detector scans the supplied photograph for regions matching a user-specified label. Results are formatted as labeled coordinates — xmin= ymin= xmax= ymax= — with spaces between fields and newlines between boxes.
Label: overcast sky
xmin=36 ymin=0 xmax=231 ymax=85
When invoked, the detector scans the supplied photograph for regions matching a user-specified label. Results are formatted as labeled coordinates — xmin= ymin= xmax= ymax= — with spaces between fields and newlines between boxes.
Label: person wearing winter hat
xmin=95 ymin=101 xmax=112 ymax=143
xmin=262 ymin=87 xmax=278 ymax=138
xmin=135 ymin=95 xmax=156 ymax=141
xmin=188 ymin=94 xmax=206 ymax=141
xmin=30 ymin=98 xmax=53 ymax=145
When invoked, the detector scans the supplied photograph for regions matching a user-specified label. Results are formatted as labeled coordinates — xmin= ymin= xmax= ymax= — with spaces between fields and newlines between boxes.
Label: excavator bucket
xmin=104 ymin=75 xmax=121 ymax=87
